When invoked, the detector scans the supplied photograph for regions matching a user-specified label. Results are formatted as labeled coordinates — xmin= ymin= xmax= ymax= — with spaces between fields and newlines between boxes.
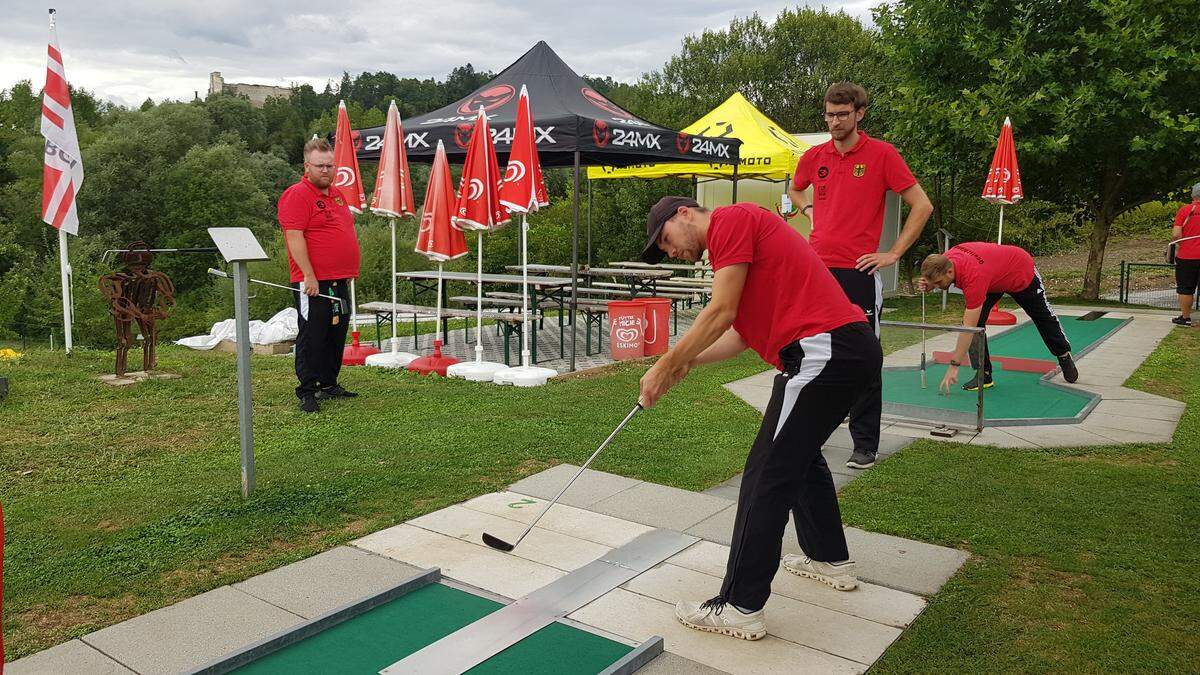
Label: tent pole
xmin=731 ymin=162 xmax=739 ymax=202
xmin=570 ymin=151 xmax=580 ymax=372
xmin=587 ymin=177 xmax=593 ymax=271
xmin=691 ymin=175 xmax=697 ymax=202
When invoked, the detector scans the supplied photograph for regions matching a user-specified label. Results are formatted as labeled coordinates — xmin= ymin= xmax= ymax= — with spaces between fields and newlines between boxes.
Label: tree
xmin=877 ymin=0 xmax=1200 ymax=298
xmin=204 ymin=93 xmax=267 ymax=151
xmin=629 ymin=9 xmax=892 ymax=134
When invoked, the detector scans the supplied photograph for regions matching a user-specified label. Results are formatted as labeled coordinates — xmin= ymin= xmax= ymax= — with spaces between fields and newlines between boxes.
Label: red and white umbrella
xmin=409 ymin=141 xmax=467 ymax=376
xmin=981 ymin=117 xmax=1024 ymax=325
xmin=981 ymin=116 xmax=1023 ymax=242
xmin=447 ymin=107 xmax=511 ymax=381
xmin=365 ymin=100 xmax=419 ymax=368
xmin=494 ymin=85 xmax=556 ymax=386
xmin=333 ymin=101 xmax=377 ymax=364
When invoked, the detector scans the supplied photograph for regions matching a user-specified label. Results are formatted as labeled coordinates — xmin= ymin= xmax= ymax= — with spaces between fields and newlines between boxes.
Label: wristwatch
xmin=801 ymin=204 xmax=813 ymax=215
xmin=949 ymin=359 xmax=962 ymax=367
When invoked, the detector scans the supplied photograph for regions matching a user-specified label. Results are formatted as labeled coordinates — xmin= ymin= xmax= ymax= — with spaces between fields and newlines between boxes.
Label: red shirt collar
xmin=821 ymin=130 xmax=872 ymax=157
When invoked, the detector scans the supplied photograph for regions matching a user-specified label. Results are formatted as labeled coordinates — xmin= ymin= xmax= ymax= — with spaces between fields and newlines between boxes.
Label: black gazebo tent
xmin=355 ymin=41 xmax=741 ymax=370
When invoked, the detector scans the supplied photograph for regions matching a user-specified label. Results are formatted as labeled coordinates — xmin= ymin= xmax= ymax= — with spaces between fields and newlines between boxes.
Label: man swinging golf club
xmin=638 ymin=197 xmax=881 ymax=641
xmin=919 ymin=242 xmax=1078 ymax=393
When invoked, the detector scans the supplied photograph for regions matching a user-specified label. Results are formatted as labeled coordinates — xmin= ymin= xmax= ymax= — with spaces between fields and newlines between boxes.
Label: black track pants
xmin=972 ymin=270 xmax=1071 ymax=374
xmin=719 ymin=322 xmax=882 ymax=612
xmin=294 ymin=278 xmax=351 ymax=398
xmin=828 ymin=268 xmax=883 ymax=454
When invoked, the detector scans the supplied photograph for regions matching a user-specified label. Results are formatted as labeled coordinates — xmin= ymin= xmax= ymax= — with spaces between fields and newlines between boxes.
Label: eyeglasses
xmin=822 ymin=111 xmax=854 ymax=122
xmin=307 ymin=163 xmax=335 ymax=171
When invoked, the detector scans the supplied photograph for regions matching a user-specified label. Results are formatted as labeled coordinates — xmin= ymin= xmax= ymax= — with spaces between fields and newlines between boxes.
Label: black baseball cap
xmin=641 ymin=196 xmax=699 ymax=264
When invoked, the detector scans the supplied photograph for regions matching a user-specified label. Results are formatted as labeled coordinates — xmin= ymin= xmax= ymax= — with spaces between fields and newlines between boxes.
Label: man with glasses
xmin=786 ymin=81 xmax=933 ymax=470
xmin=277 ymin=138 xmax=361 ymax=413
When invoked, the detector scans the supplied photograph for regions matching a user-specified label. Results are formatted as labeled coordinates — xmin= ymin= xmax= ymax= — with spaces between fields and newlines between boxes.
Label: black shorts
xmin=1177 ymin=258 xmax=1200 ymax=295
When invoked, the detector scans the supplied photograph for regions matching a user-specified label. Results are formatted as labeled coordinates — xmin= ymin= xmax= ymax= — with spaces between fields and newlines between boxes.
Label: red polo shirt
xmin=792 ymin=131 xmax=917 ymax=268
xmin=706 ymin=203 xmax=866 ymax=370
xmin=1173 ymin=201 xmax=1200 ymax=259
xmin=945 ymin=242 xmax=1036 ymax=310
xmin=278 ymin=176 xmax=361 ymax=283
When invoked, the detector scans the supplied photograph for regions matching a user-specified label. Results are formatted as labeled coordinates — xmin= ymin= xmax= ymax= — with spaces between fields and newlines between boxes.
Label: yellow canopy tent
xmin=586 ymin=92 xmax=809 ymax=181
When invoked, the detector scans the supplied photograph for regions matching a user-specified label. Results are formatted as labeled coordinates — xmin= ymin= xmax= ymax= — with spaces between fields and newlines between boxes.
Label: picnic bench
xmin=358 ymin=301 xmax=542 ymax=366
xmin=485 ymin=292 xmax=611 ymax=355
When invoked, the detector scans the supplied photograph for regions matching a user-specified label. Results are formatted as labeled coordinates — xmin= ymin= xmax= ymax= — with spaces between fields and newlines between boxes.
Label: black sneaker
xmin=1172 ymin=315 xmax=1192 ymax=327
xmin=962 ymin=372 xmax=994 ymax=391
xmin=299 ymin=394 xmax=320 ymax=413
xmin=846 ymin=450 xmax=876 ymax=469
xmin=316 ymin=385 xmax=358 ymax=400
xmin=1057 ymin=353 xmax=1079 ymax=383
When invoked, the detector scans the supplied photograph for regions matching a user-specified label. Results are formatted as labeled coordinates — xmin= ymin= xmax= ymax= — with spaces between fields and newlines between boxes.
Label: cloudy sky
xmin=1 ymin=1 xmax=873 ymax=108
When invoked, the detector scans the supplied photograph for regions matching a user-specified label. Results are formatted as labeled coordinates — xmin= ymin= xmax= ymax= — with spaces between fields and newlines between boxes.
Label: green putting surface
xmin=234 ymin=583 xmax=633 ymax=675
xmin=883 ymin=316 xmax=1124 ymax=423
xmin=984 ymin=316 xmax=1125 ymax=360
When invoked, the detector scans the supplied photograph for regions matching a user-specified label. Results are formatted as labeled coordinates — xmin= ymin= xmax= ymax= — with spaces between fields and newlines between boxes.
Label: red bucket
xmin=637 ymin=298 xmax=671 ymax=356
xmin=608 ymin=300 xmax=645 ymax=360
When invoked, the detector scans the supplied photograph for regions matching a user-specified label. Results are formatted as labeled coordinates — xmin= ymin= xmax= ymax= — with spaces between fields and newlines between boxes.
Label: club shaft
xmin=208 ymin=268 xmax=345 ymax=310
xmin=508 ymin=404 xmax=642 ymax=547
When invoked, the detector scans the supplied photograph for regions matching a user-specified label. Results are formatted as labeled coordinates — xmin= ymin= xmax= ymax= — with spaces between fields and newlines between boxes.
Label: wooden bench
xmin=486 ymin=292 xmax=612 ymax=355
xmin=590 ymin=281 xmax=711 ymax=307
xmin=358 ymin=301 xmax=542 ymax=365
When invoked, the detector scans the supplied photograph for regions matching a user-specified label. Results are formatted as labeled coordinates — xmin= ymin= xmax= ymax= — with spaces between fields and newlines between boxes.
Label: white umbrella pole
xmin=389 ymin=217 xmax=398 ymax=354
xmin=475 ymin=230 xmax=484 ymax=363
xmin=436 ymin=263 xmax=444 ymax=345
xmin=997 ymin=204 xmax=1005 ymax=244
xmin=58 ymin=228 xmax=73 ymax=354
xmin=521 ymin=214 xmax=530 ymax=367
xmin=349 ymin=279 xmax=358 ymax=334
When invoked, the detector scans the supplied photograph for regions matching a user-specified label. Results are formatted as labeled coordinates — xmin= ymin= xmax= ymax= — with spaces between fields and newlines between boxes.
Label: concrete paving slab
xmin=1001 ymin=424 xmax=1131 ymax=448
xmin=667 ymin=540 xmax=926 ymax=629
xmin=408 ymin=504 xmax=611 ymax=572
xmin=832 ymin=472 xmax=857 ymax=491
xmin=569 ymin=588 xmax=863 ymax=674
xmin=970 ymin=427 xmax=1039 ymax=448
xmin=590 ymin=482 xmax=733 ymax=532
xmin=1091 ymin=400 xmax=1185 ymax=422
xmin=844 ymin=527 xmax=969 ymax=596
xmin=684 ymin=505 xmax=736 ymax=543
xmin=353 ymin=523 xmax=564 ymax=599
xmin=638 ymin=651 xmax=729 ymax=675
xmin=877 ymin=434 xmax=915 ymax=456
xmin=8 ymin=639 xmax=135 ymax=675
xmin=232 ymin=546 xmax=422 ymax=620
xmin=81 ymin=586 xmax=302 ymax=675
xmin=459 ymin=490 xmax=654 ymax=548
xmin=701 ymin=484 xmax=741 ymax=501
xmin=508 ymin=463 xmax=644 ymax=509
xmin=1082 ymin=412 xmax=1179 ymax=434
xmin=823 ymin=427 xmax=856 ymax=450
xmin=624 ymin=563 xmax=902 ymax=665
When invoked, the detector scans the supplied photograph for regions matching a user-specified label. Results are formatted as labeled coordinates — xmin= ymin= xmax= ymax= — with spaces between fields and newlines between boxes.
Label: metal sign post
xmin=207 ymin=228 xmax=269 ymax=498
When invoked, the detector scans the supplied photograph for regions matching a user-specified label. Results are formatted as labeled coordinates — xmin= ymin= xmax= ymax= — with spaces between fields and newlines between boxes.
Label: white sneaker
xmin=675 ymin=596 xmax=767 ymax=641
xmin=782 ymin=554 xmax=858 ymax=591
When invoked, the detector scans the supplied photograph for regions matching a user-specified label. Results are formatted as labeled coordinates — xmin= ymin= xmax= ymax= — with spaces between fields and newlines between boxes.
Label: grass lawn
xmin=1 ymin=295 xmax=1196 ymax=669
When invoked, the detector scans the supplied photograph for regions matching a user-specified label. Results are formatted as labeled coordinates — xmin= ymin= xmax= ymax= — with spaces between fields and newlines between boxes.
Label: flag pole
xmin=58 ymin=228 xmax=73 ymax=353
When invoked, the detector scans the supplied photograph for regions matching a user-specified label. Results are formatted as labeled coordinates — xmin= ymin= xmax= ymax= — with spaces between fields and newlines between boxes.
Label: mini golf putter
xmin=483 ymin=402 xmax=644 ymax=553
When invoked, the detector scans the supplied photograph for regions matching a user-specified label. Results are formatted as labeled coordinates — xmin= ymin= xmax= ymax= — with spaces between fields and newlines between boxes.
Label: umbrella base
xmin=364 ymin=350 xmax=419 ymax=368
xmin=342 ymin=331 xmax=381 ymax=366
xmin=493 ymin=365 xmax=558 ymax=387
xmin=986 ymin=309 xmax=1018 ymax=325
xmin=446 ymin=360 xmax=508 ymax=381
xmin=407 ymin=340 xmax=458 ymax=376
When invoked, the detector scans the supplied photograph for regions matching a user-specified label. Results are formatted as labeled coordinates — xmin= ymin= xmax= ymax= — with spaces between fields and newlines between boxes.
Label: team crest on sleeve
xmin=853 ymin=163 xmax=867 ymax=178
xmin=333 ymin=195 xmax=345 ymax=206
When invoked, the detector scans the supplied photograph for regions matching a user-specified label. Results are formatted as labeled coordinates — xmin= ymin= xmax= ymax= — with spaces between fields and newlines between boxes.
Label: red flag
xmin=981 ymin=117 xmax=1023 ymax=205
xmin=41 ymin=11 xmax=83 ymax=235
xmin=453 ymin=107 xmax=511 ymax=231
xmin=415 ymin=141 xmax=468 ymax=261
xmin=499 ymin=85 xmax=549 ymax=213
xmin=370 ymin=100 xmax=415 ymax=218
xmin=334 ymin=100 xmax=367 ymax=213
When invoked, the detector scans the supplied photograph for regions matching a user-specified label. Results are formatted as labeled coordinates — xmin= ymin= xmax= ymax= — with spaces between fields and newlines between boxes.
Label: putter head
xmin=482 ymin=533 xmax=515 ymax=552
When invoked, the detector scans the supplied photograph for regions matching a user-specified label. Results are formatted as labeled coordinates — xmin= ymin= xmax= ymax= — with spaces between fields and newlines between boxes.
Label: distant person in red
xmin=787 ymin=81 xmax=933 ymax=470
xmin=1170 ymin=182 xmax=1200 ymax=327
xmin=637 ymin=197 xmax=880 ymax=641
xmin=278 ymin=138 xmax=361 ymax=413
xmin=919 ymin=242 xmax=1078 ymax=392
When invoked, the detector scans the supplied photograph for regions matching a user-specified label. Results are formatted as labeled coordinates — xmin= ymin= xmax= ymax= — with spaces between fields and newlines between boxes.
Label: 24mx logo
xmin=610 ymin=128 xmax=661 ymax=150
xmin=689 ymin=138 xmax=731 ymax=159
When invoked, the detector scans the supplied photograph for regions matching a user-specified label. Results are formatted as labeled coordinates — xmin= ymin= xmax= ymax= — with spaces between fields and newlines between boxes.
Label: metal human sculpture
xmin=98 ymin=242 xmax=176 ymax=376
